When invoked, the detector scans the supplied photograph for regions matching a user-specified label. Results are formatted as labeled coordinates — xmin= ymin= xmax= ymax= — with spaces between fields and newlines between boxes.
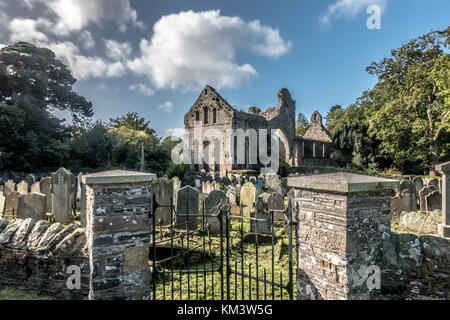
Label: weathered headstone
xmin=51 ymin=168 xmax=75 ymax=224
xmin=240 ymin=182 xmax=256 ymax=217
xmin=171 ymin=176 xmax=181 ymax=209
xmin=250 ymin=196 xmax=271 ymax=234
xmin=419 ymin=186 xmax=433 ymax=211
xmin=175 ymin=186 xmax=199 ymax=230
xmin=412 ymin=177 xmax=424 ymax=194
xmin=4 ymin=192 xmax=19 ymax=220
xmin=225 ymin=186 xmax=236 ymax=206
xmin=17 ymin=181 xmax=28 ymax=195
xmin=436 ymin=161 xmax=450 ymax=238
xmin=256 ymin=177 xmax=265 ymax=195
xmin=427 ymin=178 xmax=439 ymax=191
xmin=4 ymin=180 xmax=15 ymax=196
xmin=390 ymin=196 xmax=405 ymax=223
xmin=151 ymin=178 xmax=173 ymax=226
xmin=265 ymin=173 xmax=279 ymax=193
xmin=24 ymin=174 xmax=36 ymax=190
xmin=79 ymin=181 xmax=86 ymax=227
xmin=426 ymin=190 xmax=442 ymax=212
xmin=30 ymin=182 xmax=41 ymax=193
xmin=267 ymin=192 xmax=285 ymax=220
xmin=0 ymin=193 xmax=5 ymax=217
xmin=17 ymin=193 xmax=47 ymax=221
xmin=401 ymin=189 xmax=414 ymax=212
xmin=39 ymin=177 xmax=52 ymax=213
xmin=204 ymin=190 xmax=229 ymax=235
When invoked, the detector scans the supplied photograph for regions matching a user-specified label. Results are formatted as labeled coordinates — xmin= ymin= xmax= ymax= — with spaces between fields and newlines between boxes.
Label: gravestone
xmin=4 ymin=180 xmax=15 ymax=196
xmin=4 ymin=192 xmax=19 ymax=220
xmin=426 ymin=191 xmax=442 ymax=212
xmin=427 ymin=178 xmax=439 ymax=191
xmin=436 ymin=162 xmax=450 ymax=238
xmin=194 ymin=177 xmax=201 ymax=188
xmin=256 ymin=177 xmax=265 ymax=195
xmin=204 ymin=190 xmax=229 ymax=235
xmin=240 ymin=182 xmax=256 ymax=217
xmin=171 ymin=176 xmax=181 ymax=209
xmin=175 ymin=186 xmax=199 ymax=230
xmin=17 ymin=181 xmax=28 ymax=195
xmin=0 ymin=193 xmax=5 ymax=217
xmin=413 ymin=177 xmax=424 ymax=194
xmin=267 ymin=193 xmax=285 ymax=220
xmin=151 ymin=178 xmax=173 ymax=227
xmin=250 ymin=196 xmax=271 ymax=234
xmin=401 ymin=189 xmax=414 ymax=212
xmin=390 ymin=196 xmax=405 ymax=223
xmin=17 ymin=193 xmax=47 ymax=221
xmin=31 ymin=182 xmax=41 ymax=193
xmin=249 ymin=176 xmax=257 ymax=185
xmin=51 ymin=168 xmax=75 ymax=224
xmin=39 ymin=177 xmax=52 ymax=213
xmin=265 ymin=173 xmax=279 ymax=193
xmin=24 ymin=174 xmax=36 ymax=190
xmin=222 ymin=177 xmax=231 ymax=187
xmin=226 ymin=186 xmax=236 ymax=206
xmin=419 ymin=187 xmax=433 ymax=212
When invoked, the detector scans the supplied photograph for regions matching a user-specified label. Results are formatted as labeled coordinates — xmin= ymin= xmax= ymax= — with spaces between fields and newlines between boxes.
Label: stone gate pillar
xmin=83 ymin=170 xmax=156 ymax=300
xmin=287 ymin=172 xmax=398 ymax=300
xmin=436 ymin=161 xmax=450 ymax=238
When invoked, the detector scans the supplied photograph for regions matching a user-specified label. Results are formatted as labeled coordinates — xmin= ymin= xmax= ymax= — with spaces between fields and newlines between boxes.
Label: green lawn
xmin=0 ymin=286 xmax=55 ymax=300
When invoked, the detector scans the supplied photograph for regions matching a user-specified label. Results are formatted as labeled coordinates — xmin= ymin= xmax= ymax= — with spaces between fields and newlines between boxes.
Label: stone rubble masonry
xmin=83 ymin=170 xmax=156 ymax=300
xmin=0 ymin=217 xmax=89 ymax=299
xmin=436 ymin=161 xmax=450 ymax=238
xmin=287 ymin=172 xmax=398 ymax=300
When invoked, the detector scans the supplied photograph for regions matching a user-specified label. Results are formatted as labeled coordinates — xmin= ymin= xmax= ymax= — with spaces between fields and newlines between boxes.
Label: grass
xmin=150 ymin=217 xmax=296 ymax=300
xmin=0 ymin=286 xmax=55 ymax=300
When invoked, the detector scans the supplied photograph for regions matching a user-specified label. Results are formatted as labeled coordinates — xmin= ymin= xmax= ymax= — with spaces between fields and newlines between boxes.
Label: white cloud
xmin=106 ymin=61 xmax=126 ymax=77
xmin=22 ymin=0 xmax=144 ymax=34
xmin=9 ymin=18 xmax=49 ymax=43
xmin=164 ymin=128 xmax=185 ymax=139
xmin=320 ymin=0 xmax=388 ymax=26
xmin=79 ymin=30 xmax=95 ymax=50
xmin=128 ymin=10 xmax=291 ymax=91
xmin=158 ymin=101 xmax=173 ymax=113
xmin=129 ymin=83 xmax=155 ymax=97
xmin=104 ymin=39 xmax=132 ymax=61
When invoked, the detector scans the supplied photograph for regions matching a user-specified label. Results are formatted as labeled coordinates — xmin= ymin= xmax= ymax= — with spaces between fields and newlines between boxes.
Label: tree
xmin=325 ymin=105 xmax=344 ymax=135
xmin=366 ymin=28 xmax=450 ymax=175
xmin=296 ymin=112 xmax=309 ymax=137
xmin=0 ymin=42 xmax=93 ymax=171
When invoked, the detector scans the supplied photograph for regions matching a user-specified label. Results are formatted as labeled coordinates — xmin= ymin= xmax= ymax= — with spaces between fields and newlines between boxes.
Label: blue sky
xmin=0 ymin=0 xmax=448 ymax=138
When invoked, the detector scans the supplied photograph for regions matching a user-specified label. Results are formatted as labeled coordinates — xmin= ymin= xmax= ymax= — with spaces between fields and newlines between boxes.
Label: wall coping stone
xmin=436 ymin=161 xmax=450 ymax=174
xmin=83 ymin=170 xmax=157 ymax=185
xmin=287 ymin=172 xmax=399 ymax=193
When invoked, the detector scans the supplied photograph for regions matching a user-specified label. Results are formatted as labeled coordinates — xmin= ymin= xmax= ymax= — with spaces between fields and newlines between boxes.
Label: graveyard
xmin=0 ymin=1 xmax=449 ymax=303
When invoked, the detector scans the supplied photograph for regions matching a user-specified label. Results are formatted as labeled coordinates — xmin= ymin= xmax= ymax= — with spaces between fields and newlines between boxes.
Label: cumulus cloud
xmin=9 ymin=18 xmax=49 ymax=43
xmin=129 ymin=83 xmax=155 ymax=97
xmin=104 ymin=39 xmax=132 ymax=61
xmin=158 ymin=101 xmax=173 ymax=113
xmin=320 ymin=0 xmax=388 ymax=26
xmin=21 ymin=0 xmax=144 ymax=34
xmin=128 ymin=10 xmax=291 ymax=91
xmin=79 ymin=30 xmax=95 ymax=50
xmin=164 ymin=128 xmax=185 ymax=139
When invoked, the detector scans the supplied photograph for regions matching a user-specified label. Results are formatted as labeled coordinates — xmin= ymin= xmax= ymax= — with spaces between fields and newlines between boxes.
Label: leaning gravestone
xmin=151 ymin=178 xmax=173 ymax=226
xmin=17 ymin=193 xmax=47 ymax=221
xmin=39 ymin=177 xmax=52 ymax=213
xmin=4 ymin=192 xmax=19 ymax=220
xmin=250 ymin=196 xmax=271 ymax=234
xmin=17 ymin=181 xmax=28 ymax=195
xmin=4 ymin=180 xmax=15 ymax=196
xmin=267 ymin=193 xmax=285 ymax=220
xmin=30 ymin=182 xmax=41 ymax=193
xmin=240 ymin=182 xmax=256 ymax=217
xmin=426 ymin=191 xmax=442 ymax=212
xmin=204 ymin=190 xmax=229 ymax=235
xmin=175 ymin=186 xmax=199 ymax=230
xmin=51 ymin=168 xmax=75 ymax=224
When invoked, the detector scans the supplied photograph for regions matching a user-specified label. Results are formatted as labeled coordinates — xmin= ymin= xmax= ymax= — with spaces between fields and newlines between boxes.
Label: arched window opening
xmin=213 ymin=108 xmax=218 ymax=123
xmin=203 ymin=107 xmax=209 ymax=124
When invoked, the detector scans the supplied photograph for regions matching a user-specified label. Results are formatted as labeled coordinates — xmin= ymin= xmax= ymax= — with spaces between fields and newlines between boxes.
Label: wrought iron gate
xmin=149 ymin=192 xmax=296 ymax=300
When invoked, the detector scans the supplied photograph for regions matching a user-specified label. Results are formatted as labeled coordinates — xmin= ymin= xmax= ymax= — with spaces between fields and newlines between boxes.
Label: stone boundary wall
xmin=0 ymin=217 xmax=89 ymax=299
